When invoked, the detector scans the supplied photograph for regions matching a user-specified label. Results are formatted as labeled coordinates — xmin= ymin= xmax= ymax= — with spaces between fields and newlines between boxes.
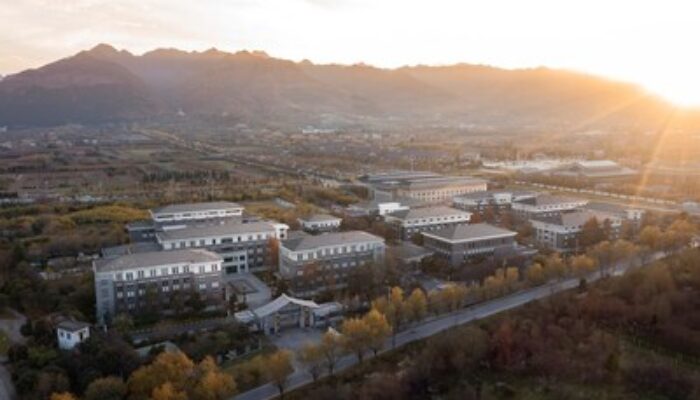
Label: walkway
xmin=233 ymin=251 xmax=666 ymax=400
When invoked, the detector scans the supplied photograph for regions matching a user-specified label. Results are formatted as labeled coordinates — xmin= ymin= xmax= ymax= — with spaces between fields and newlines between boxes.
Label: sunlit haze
xmin=2 ymin=0 xmax=700 ymax=106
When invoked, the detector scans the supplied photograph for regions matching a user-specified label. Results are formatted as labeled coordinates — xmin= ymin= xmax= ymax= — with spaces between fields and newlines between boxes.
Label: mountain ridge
xmin=0 ymin=44 xmax=696 ymax=131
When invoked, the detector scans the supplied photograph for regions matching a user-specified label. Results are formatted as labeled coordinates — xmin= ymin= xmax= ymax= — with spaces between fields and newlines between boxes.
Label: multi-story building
xmin=279 ymin=231 xmax=385 ymax=296
xmin=453 ymin=190 xmax=537 ymax=215
xmin=150 ymin=202 xmax=244 ymax=223
xmin=384 ymin=206 xmax=471 ymax=240
xmin=530 ymin=210 xmax=622 ymax=252
xmin=580 ymin=202 xmax=645 ymax=225
xmin=512 ymin=194 xmax=588 ymax=220
xmin=422 ymin=223 xmax=518 ymax=265
xmin=155 ymin=220 xmax=289 ymax=274
xmin=298 ymin=214 xmax=342 ymax=233
xmin=360 ymin=171 xmax=488 ymax=204
xmin=94 ymin=249 xmax=224 ymax=324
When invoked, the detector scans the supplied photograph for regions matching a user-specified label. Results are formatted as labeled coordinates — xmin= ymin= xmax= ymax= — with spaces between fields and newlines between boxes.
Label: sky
xmin=2 ymin=0 xmax=700 ymax=106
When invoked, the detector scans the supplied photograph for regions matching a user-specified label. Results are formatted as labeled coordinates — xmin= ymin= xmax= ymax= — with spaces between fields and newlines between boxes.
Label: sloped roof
xmin=423 ymin=223 xmax=516 ymax=243
xmin=152 ymin=201 xmax=243 ymax=215
xmin=282 ymin=230 xmax=384 ymax=251
xmin=387 ymin=206 xmax=469 ymax=221
xmin=252 ymin=294 xmax=319 ymax=318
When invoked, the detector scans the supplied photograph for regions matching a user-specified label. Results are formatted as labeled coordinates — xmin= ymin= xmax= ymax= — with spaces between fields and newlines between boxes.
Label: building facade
xmin=384 ymin=206 xmax=471 ymax=240
xmin=279 ymin=231 xmax=385 ymax=296
xmin=453 ymin=190 xmax=536 ymax=215
xmin=94 ymin=249 xmax=224 ymax=324
xmin=361 ymin=171 xmax=488 ymax=204
xmin=512 ymin=195 xmax=588 ymax=220
xmin=156 ymin=220 xmax=289 ymax=274
xmin=530 ymin=210 xmax=622 ymax=252
xmin=422 ymin=223 xmax=518 ymax=265
xmin=56 ymin=321 xmax=90 ymax=350
xmin=298 ymin=214 xmax=342 ymax=233
xmin=150 ymin=202 xmax=244 ymax=223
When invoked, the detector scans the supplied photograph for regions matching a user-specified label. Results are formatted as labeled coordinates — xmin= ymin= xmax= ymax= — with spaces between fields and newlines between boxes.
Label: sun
xmin=644 ymin=77 xmax=700 ymax=108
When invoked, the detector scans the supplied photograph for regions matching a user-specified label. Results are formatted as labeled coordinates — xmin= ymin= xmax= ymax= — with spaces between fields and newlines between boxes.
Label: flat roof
xmin=531 ymin=210 xmax=619 ymax=227
xmin=157 ymin=220 xmax=280 ymax=241
xmin=95 ymin=249 xmax=222 ymax=273
xmin=152 ymin=201 xmax=243 ymax=215
xmin=387 ymin=206 xmax=470 ymax=220
xmin=514 ymin=194 xmax=585 ymax=207
xmin=423 ymin=223 xmax=517 ymax=243
xmin=299 ymin=214 xmax=342 ymax=223
xmin=282 ymin=230 xmax=384 ymax=251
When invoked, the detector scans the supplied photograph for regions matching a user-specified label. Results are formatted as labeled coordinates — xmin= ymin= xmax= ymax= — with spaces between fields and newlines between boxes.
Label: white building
xmin=94 ymin=249 xmax=224 ymax=324
xmin=155 ymin=220 xmax=289 ymax=274
xmin=298 ymin=214 xmax=342 ymax=233
xmin=384 ymin=206 xmax=471 ymax=240
xmin=150 ymin=202 xmax=244 ymax=223
xmin=512 ymin=195 xmax=588 ymax=219
xmin=530 ymin=210 xmax=623 ymax=252
xmin=56 ymin=320 xmax=91 ymax=350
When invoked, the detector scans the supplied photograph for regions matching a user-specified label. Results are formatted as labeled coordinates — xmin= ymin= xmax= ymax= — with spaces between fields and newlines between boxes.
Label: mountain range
xmin=0 ymin=44 xmax=697 ymax=131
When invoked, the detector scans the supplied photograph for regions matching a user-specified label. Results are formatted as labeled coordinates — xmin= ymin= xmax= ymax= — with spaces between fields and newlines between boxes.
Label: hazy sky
xmin=2 ymin=0 xmax=700 ymax=105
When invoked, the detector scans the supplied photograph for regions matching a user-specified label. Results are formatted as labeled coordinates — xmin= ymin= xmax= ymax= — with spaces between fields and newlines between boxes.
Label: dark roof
xmin=514 ymin=194 xmax=584 ymax=206
xmin=57 ymin=320 xmax=90 ymax=332
xmin=152 ymin=201 xmax=242 ymax=215
xmin=391 ymin=242 xmax=434 ymax=262
xmin=423 ymin=223 xmax=516 ymax=242
xmin=282 ymin=231 xmax=384 ymax=251
xmin=387 ymin=206 xmax=470 ymax=220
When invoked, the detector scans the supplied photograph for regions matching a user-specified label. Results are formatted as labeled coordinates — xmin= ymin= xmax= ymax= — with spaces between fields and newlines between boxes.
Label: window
xmin=172 ymin=266 xmax=179 ymax=275
xmin=198 ymin=265 xmax=205 ymax=274
xmin=150 ymin=269 xmax=156 ymax=277
xmin=161 ymin=268 xmax=168 ymax=276
xmin=137 ymin=270 xmax=145 ymax=279
xmin=125 ymin=272 xmax=133 ymax=281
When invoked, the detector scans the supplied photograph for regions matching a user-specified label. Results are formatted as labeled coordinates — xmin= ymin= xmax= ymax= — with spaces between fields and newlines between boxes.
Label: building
xmin=551 ymin=160 xmax=638 ymax=181
xmin=384 ymin=206 xmax=471 ymax=240
xmin=234 ymin=294 xmax=343 ymax=334
xmin=580 ymin=201 xmax=645 ymax=225
xmin=155 ymin=220 xmax=289 ymax=274
xmin=422 ymin=223 xmax=518 ymax=265
xmin=453 ymin=190 xmax=537 ymax=215
xmin=530 ymin=210 xmax=623 ymax=252
xmin=360 ymin=171 xmax=488 ymax=204
xmin=298 ymin=214 xmax=342 ymax=233
xmin=94 ymin=249 xmax=224 ymax=324
xmin=279 ymin=231 xmax=385 ymax=296
xmin=56 ymin=320 xmax=90 ymax=350
xmin=345 ymin=200 xmax=411 ymax=217
xmin=150 ymin=201 xmax=244 ymax=223
xmin=512 ymin=194 xmax=588 ymax=219
xmin=389 ymin=242 xmax=434 ymax=267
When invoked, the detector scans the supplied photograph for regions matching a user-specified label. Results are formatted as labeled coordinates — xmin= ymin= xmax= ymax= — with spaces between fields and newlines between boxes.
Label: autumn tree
xmin=579 ymin=217 xmax=607 ymax=248
xmin=152 ymin=382 xmax=187 ymax=400
xmin=363 ymin=309 xmax=391 ymax=356
xmin=639 ymin=225 xmax=663 ymax=252
xmin=298 ymin=342 xmax=325 ymax=381
xmin=83 ymin=376 xmax=127 ymax=400
xmin=570 ymin=254 xmax=597 ymax=277
xmin=526 ymin=262 xmax=546 ymax=285
xmin=405 ymin=288 xmax=428 ymax=323
xmin=319 ymin=331 xmax=345 ymax=375
xmin=264 ymin=350 xmax=294 ymax=396
xmin=543 ymin=253 xmax=567 ymax=280
xmin=340 ymin=317 xmax=372 ymax=362
xmin=50 ymin=393 xmax=77 ymax=400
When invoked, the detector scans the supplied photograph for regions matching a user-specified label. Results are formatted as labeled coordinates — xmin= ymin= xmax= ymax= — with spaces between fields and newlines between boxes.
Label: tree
xmin=264 ymin=350 xmax=294 ymax=396
xmin=298 ymin=342 xmax=325 ymax=381
xmin=111 ymin=313 xmax=134 ymax=334
xmin=50 ymin=393 xmax=76 ymax=400
xmin=570 ymin=254 xmax=597 ymax=277
xmin=363 ymin=309 xmax=391 ymax=356
xmin=319 ymin=330 xmax=345 ymax=375
xmin=543 ymin=253 xmax=567 ymax=280
xmin=152 ymin=382 xmax=187 ymax=400
xmin=340 ymin=317 xmax=372 ymax=362
xmin=128 ymin=351 xmax=235 ymax=400
xmin=405 ymin=288 xmax=428 ymax=323
xmin=84 ymin=376 xmax=127 ymax=400
xmin=579 ymin=217 xmax=607 ymax=248
xmin=639 ymin=225 xmax=663 ymax=251
xmin=526 ymin=263 xmax=545 ymax=285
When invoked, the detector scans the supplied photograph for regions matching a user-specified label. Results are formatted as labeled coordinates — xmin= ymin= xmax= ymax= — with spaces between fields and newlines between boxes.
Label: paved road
xmin=234 ymin=252 xmax=665 ymax=400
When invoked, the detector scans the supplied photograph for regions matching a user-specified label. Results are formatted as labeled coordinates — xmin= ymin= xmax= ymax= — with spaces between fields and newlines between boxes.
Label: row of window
xmin=290 ymin=243 xmax=382 ymax=262
xmin=166 ymin=232 xmax=273 ymax=250
xmin=114 ymin=263 xmax=219 ymax=281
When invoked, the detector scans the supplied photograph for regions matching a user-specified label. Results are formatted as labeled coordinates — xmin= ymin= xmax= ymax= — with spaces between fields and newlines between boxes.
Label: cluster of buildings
xmin=89 ymin=169 xmax=646 ymax=336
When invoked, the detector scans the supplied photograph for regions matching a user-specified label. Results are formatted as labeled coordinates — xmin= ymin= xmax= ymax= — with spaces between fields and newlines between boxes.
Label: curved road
xmin=234 ymin=251 xmax=666 ymax=400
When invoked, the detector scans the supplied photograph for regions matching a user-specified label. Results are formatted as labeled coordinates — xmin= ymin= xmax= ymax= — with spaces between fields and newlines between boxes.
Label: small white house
xmin=56 ymin=320 xmax=91 ymax=350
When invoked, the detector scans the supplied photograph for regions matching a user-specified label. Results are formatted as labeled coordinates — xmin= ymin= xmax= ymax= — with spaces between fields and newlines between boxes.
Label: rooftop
xmin=387 ymin=206 xmax=470 ymax=221
xmin=57 ymin=320 xmax=90 ymax=332
xmin=152 ymin=201 xmax=243 ymax=215
xmin=423 ymin=223 xmax=517 ymax=243
xmin=252 ymin=294 xmax=319 ymax=318
xmin=299 ymin=213 xmax=342 ymax=223
xmin=156 ymin=220 xmax=281 ymax=241
xmin=514 ymin=194 xmax=586 ymax=207
xmin=94 ymin=249 xmax=222 ymax=273
xmin=531 ymin=210 xmax=620 ymax=227
xmin=101 ymin=242 xmax=162 ymax=258
xmin=391 ymin=241 xmax=434 ymax=262
xmin=282 ymin=230 xmax=384 ymax=251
